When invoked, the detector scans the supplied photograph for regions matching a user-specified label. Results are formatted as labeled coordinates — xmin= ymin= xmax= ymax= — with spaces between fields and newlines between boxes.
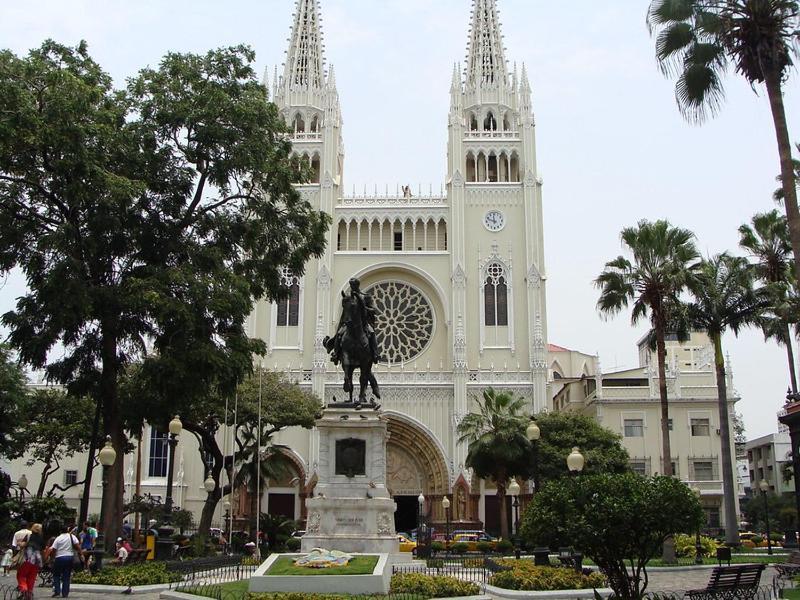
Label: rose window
xmin=366 ymin=281 xmax=434 ymax=364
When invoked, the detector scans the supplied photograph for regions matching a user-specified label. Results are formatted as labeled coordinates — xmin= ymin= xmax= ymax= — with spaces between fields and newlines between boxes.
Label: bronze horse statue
xmin=324 ymin=289 xmax=381 ymax=405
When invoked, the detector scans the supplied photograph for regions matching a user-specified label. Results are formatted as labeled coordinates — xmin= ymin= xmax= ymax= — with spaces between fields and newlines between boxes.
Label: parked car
xmin=397 ymin=534 xmax=417 ymax=553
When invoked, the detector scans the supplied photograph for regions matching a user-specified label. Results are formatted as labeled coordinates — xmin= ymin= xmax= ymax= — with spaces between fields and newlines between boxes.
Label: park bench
xmin=686 ymin=564 xmax=765 ymax=600
xmin=775 ymin=550 xmax=800 ymax=581
xmin=126 ymin=548 xmax=150 ymax=564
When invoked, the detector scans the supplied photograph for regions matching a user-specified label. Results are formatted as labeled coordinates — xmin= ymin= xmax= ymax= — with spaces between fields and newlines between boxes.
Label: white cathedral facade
xmin=252 ymin=0 xmax=548 ymax=532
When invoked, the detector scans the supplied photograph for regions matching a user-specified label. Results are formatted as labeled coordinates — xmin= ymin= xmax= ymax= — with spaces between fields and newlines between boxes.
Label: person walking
xmin=16 ymin=523 xmax=44 ymax=600
xmin=11 ymin=520 xmax=31 ymax=549
xmin=50 ymin=524 xmax=81 ymax=598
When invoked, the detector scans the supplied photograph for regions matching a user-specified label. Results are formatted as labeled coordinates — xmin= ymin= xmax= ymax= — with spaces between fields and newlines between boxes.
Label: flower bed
xmin=489 ymin=561 xmax=606 ymax=591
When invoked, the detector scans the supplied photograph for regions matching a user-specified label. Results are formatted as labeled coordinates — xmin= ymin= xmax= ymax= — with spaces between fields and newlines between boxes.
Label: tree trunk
xmin=711 ymin=332 xmax=739 ymax=546
xmin=786 ymin=323 xmax=797 ymax=394
xmin=497 ymin=481 xmax=509 ymax=541
xmin=655 ymin=326 xmax=673 ymax=476
xmin=36 ymin=460 xmax=52 ymax=498
xmin=183 ymin=421 xmax=229 ymax=536
xmin=655 ymin=325 xmax=676 ymax=563
xmin=99 ymin=323 xmax=123 ymax=553
xmin=764 ymin=69 xmax=800 ymax=288
xmin=79 ymin=397 xmax=102 ymax=526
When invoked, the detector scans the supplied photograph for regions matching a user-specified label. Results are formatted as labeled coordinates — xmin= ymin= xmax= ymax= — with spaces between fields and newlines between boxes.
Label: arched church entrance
xmin=384 ymin=412 xmax=449 ymax=535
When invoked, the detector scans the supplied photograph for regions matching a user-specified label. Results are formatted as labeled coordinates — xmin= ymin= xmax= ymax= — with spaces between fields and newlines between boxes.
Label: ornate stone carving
xmin=386 ymin=445 xmax=423 ymax=495
xmin=452 ymin=264 xmax=466 ymax=288
xmin=451 ymin=169 xmax=464 ymax=188
xmin=366 ymin=281 xmax=434 ymax=364
xmin=526 ymin=263 xmax=541 ymax=289
xmin=317 ymin=264 xmax=331 ymax=290
xmin=376 ymin=513 xmax=392 ymax=535
xmin=307 ymin=512 xmax=321 ymax=534
xmin=322 ymin=171 xmax=334 ymax=189
xmin=523 ymin=169 xmax=536 ymax=187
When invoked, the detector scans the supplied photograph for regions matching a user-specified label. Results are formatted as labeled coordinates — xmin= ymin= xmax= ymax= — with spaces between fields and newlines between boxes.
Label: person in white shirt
xmin=49 ymin=524 xmax=81 ymax=598
xmin=11 ymin=521 xmax=31 ymax=549
xmin=113 ymin=540 xmax=128 ymax=565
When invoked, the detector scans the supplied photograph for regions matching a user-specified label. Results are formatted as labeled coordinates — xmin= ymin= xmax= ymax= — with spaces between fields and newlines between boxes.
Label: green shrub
xmin=675 ymin=533 xmax=718 ymax=558
xmin=390 ymin=572 xmax=480 ymax=597
xmin=430 ymin=541 xmax=444 ymax=553
xmin=286 ymin=537 xmax=301 ymax=551
xmin=476 ymin=541 xmax=492 ymax=553
xmin=450 ymin=542 xmax=468 ymax=555
xmin=770 ymin=533 xmax=783 ymax=542
xmin=496 ymin=539 xmax=514 ymax=554
xmin=489 ymin=562 xmax=606 ymax=591
xmin=751 ymin=535 xmax=764 ymax=545
xmin=72 ymin=562 xmax=183 ymax=586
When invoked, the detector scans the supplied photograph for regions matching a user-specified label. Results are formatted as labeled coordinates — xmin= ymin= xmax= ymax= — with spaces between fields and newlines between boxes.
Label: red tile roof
xmin=548 ymin=343 xmax=570 ymax=352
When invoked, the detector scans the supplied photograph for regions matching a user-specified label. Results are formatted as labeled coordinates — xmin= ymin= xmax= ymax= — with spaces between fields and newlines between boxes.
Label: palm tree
xmin=234 ymin=423 xmax=289 ymax=538
xmin=456 ymin=388 xmax=531 ymax=541
xmin=687 ymin=253 xmax=770 ymax=545
xmin=647 ymin=0 xmax=800 ymax=285
xmin=595 ymin=220 xmax=700 ymax=478
xmin=739 ymin=210 xmax=798 ymax=391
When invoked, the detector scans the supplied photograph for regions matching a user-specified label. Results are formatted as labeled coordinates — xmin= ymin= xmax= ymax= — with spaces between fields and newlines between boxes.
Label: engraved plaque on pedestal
xmin=335 ymin=438 xmax=366 ymax=478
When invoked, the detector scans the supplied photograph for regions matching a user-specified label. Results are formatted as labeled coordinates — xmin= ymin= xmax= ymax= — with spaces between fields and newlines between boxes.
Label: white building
xmin=746 ymin=433 xmax=794 ymax=496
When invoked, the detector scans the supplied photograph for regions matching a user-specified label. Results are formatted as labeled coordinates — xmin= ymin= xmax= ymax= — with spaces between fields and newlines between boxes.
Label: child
xmin=1 ymin=545 xmax=12 ymax=575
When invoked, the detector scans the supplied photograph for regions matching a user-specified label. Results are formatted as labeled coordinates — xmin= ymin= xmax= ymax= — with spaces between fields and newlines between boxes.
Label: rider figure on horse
xmin=329 ymin=278 xmax=381 ymax=365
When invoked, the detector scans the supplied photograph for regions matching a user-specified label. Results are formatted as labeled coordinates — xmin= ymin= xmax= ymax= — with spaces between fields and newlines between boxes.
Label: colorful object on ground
xmin=293 ymin=548 xmax=353 ymax=568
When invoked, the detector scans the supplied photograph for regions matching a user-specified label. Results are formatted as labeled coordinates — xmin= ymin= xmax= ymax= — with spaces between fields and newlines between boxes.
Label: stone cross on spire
xmin=465 ymin=0 xmax=508 ymax=87
xmin=284 ymin=0 xmax=325 ymax=89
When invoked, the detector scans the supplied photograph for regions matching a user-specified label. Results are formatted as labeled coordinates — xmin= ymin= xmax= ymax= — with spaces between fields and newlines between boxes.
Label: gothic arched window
xmin=293 ymin=113 xmax=305 ymax=133
xmin=484 ymin=262 xmax=508 ymax=326
xmin=276 ymin=269 xmax=301 ymax=327
xmin=310 ymin=115 xmax=319 ymax=132
xmin=469 ymin=113 xmax=478 ymax=131
xmin=484 ymin=111 xmax=497 ymax=131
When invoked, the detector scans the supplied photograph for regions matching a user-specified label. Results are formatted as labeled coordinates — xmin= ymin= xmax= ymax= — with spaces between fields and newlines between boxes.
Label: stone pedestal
xmin=301 ymin=406 xmax=399 ymax=554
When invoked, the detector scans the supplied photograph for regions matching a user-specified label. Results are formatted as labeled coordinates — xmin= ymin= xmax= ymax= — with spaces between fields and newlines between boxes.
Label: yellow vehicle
xmin=397 ymin=534 xmax=417 ymax=553
xmin=450 ymin=533 xmax=497 ymax=552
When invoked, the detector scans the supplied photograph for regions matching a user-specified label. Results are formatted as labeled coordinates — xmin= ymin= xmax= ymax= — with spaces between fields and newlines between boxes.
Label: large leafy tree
xmin=595 ymin=220 xmax=700 ymax=477
xmin=456 ymin=388 xmax=532 ymax=541
xmin=647 ymin=0 xmax=800 ymax=285
xmin=687 ymin=253 xmax=769 ymax=545
xmin=738 ymin=210 xmax=798 ymax=390
xmin=531 ymin=412 xmax=630 ymax=484
xmin=521 ymin=474 xmax=703 ymax=600
xmin=6 ymin=388 xmax=95 ymax=498
xmin=0 ymin=41 xmax=328 ymax=542
xmin=0 ymin=345 xmax=28 ymax=458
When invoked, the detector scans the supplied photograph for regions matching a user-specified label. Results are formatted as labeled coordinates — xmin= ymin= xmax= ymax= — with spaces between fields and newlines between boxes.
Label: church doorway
xmin=394 ymin=496 xmax=419 ymax=535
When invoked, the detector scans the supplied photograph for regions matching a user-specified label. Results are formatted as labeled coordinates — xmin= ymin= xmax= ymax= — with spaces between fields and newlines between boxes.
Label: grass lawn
xmin=782 ymin=589 xmax=800 ymax=600
xmin=579 ymin=554 xmax=786 ymax=567
xmin=266 ymin=555 xmax=379 ymax=576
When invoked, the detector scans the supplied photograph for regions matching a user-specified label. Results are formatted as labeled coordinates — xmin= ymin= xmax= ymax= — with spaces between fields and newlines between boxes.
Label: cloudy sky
xmin=1 ymin=1 xmax=798 ymax=439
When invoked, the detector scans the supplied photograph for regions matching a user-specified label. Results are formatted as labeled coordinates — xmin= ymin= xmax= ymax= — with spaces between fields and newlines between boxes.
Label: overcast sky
xmin=1 ymin=0 xmax=798 ymax=440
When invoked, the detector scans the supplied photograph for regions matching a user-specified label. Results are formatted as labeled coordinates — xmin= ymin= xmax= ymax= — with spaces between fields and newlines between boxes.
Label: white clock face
xmin=484 ymin=210 xmax=505 ymax=232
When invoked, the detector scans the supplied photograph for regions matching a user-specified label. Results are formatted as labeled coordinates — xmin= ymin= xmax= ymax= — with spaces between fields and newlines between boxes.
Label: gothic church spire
xmin=284 ymin=0 xmax=325 ymax=89
xmin=465 ymin=0 xmax=508 ymax=87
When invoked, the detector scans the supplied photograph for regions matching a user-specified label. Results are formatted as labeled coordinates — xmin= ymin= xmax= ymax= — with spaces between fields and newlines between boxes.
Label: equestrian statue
xmin=323 ymin=278 xmax=382 ymax=406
